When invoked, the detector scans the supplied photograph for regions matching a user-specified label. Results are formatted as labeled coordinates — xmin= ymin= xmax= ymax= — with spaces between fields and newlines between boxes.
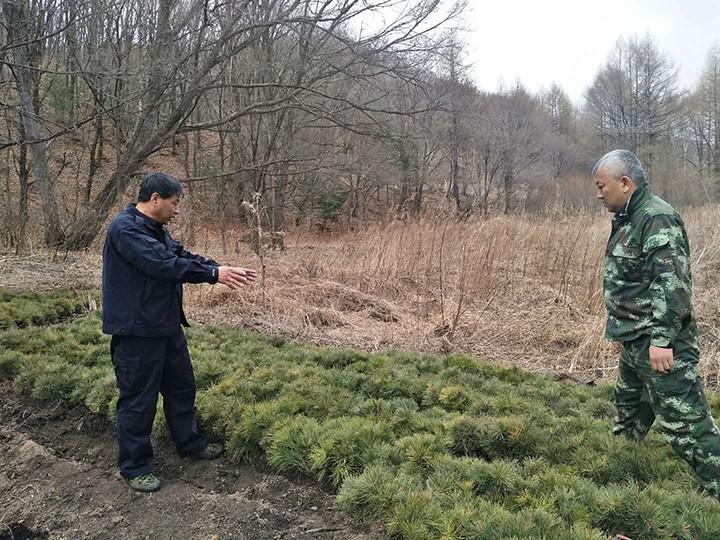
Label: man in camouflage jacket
xmin=594 ymin=149 xmax=720 ymax=499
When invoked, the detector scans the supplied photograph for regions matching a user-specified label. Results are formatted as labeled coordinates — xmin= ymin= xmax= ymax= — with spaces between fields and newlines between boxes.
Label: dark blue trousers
xmin=110 ymin=331 xmax=207 ymax=479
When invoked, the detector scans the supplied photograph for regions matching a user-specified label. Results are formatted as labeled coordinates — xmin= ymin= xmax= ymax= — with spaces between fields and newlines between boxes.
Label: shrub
xmin=471 ymin=459 xmax=526 ymax=502
xmin=396 ymin=433 xmax=450 ymax=475
xmin=337 ymin=465 xmax=423 ymax=523
xmin=591 ymin=483 xmax=674 ymax=540
xmin=0 ymin=289 xmax=98 ymax=329
xmin=84 ymin=372 xmax=117 ymax=414
xmin=0 ymin=349 xmax=23 ymax=378
xmin=437 ymin=385 xmax=472 ymax=411
xmin=265 ymin=416 xmax=326 ymax=475
xmin=385 ymin=491 xmax=444 ymax=540
xmin=310 ymin=417 xmax=395 ymax=487
xmin=225 ymin=399 xmax=295 ymax=461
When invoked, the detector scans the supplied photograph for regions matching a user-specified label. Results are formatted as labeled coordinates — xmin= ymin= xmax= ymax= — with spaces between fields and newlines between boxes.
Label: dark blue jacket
xmin=102 ymin=204 xmax=219 ymax=337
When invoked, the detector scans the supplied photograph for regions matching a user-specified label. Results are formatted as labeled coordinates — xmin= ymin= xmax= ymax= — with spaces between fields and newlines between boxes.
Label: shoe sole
xmin=125 ymin=479 xmax=161 ymax=492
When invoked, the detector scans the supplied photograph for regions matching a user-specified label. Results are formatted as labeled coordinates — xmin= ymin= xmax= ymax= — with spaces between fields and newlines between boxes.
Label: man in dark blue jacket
xmin=102 ymin=172 xmax=257 ymax=492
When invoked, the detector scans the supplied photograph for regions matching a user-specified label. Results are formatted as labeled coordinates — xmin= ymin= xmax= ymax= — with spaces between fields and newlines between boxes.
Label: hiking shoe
xmin=125 ymin=473 xmax=161 ymax=492
xmin=192 ymin=442 xmax=224 ymax=460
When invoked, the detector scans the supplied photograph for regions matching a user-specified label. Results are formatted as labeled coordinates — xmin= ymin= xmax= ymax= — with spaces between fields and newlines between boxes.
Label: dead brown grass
xmin=4 ymin=205 xmax=720 ymax=388
xmin=183 ymin=205 xmax=720 ymax=388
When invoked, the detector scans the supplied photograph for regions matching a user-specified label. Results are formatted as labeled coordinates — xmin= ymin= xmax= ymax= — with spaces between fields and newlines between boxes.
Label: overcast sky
xmin=463 ymin=0 xmax=720 ymax=104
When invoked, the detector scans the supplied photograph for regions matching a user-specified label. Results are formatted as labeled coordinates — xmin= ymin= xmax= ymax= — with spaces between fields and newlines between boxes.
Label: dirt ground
xmin=0 ymin=381 xmax=385 ymax=540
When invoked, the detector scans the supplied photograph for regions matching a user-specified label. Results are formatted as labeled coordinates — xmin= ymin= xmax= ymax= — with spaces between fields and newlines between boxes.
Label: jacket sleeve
xmin=170 ymin=238 xmax=220 ymax=267
xmin=643 ymin=214 xmax=693 ymax=348
xmin=113 ymin=227 xmax=219 ymax=284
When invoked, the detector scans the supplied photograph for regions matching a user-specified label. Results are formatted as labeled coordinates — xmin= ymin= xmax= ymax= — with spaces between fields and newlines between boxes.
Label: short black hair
xmin=138 ymin=172 xmax=183 ymax=202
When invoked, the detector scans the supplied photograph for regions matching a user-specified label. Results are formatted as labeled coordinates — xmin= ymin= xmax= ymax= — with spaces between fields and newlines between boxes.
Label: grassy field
xmin=2 ymin=290 xmax=720 ymax=539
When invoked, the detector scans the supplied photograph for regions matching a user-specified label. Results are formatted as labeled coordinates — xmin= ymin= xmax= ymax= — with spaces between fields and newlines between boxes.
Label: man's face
xmin=150 ymin=193 xmax=181 ymax=225
xmin=594 ymin=167 xmax=633 ymax=213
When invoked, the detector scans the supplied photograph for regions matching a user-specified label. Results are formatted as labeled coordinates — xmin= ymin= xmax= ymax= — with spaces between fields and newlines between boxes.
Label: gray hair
xmin=591 ymin=149 xmax=648 ymax=187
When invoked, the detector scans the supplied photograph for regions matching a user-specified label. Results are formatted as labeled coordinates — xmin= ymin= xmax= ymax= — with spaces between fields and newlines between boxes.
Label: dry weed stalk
xmin=241 ymin=194 xmax=266 ymax=292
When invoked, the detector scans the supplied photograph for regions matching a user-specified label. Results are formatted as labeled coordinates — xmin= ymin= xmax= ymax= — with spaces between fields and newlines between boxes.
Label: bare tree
xmin=541 ymin=83 xmax=577 ymax=209
xmin=0 ymin=0 xmax=466 ymax=249
xmin=686 ymin=44 xmax=720 ymax=189
xmin=498 ymin=85 xmax=541 ymax=214
xmin=585 ymin=35 xmax=681 ymax=176
xmin=2 ymin=0 xmax=66 ymax=246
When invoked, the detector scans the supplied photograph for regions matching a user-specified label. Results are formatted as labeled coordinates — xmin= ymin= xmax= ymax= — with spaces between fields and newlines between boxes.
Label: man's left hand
xmin=649 ymin=345 xmax=674 ymax=374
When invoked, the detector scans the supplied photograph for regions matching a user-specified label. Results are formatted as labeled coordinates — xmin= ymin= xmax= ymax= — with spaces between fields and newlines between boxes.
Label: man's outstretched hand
xmin=217 ymin=266 xmax=258 ymax=289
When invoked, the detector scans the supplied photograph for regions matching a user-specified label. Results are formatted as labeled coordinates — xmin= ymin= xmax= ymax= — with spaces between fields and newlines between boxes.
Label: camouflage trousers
xmin=613 ymin=330 xmax=720 ymax=499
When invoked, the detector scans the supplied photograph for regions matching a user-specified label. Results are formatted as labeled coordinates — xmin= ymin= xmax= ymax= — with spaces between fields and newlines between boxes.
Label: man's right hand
xmin=610 ymin=341 xmax=624 ymax=353
xmin=649 ymin=345 xmax=674 ymax=375
xmin=217 ymin=266 xmax=258 ymax=289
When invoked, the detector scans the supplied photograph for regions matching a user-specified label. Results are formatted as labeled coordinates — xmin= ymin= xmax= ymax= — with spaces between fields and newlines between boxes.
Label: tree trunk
xmin=16 ymin=140 xmax=30 ymax=252
xmin=412 ymin=174 xmax=423 ymax=215
xmin=86 ymin=108 xmax=104 ymax=203
xmin=61 ymin=155 xmax=144 ymax=249
xmin=448 ymin=116 xmax=460 ymax=211
xmin=17 ymin=81 xmax=65 ymax=246
xmin=503 ymin=172 xmax=513 ymax=215
xmin=3 ymin=0 xmax=65 ymax=246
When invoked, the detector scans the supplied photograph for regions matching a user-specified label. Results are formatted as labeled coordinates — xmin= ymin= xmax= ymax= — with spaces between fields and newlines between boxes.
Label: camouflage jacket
xmin=603 ymin=186 xmax=694 ymax=347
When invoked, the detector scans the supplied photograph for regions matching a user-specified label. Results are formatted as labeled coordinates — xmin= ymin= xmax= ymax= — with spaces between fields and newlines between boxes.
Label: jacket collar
xmin=127 ymin=203 xmax=163 ymax=230
xmin=614 ymin=185 xmax=650 ymax=222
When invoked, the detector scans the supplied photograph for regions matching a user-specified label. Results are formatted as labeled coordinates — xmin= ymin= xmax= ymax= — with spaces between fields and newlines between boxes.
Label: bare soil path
xmin=0 ymin=381 xmax=385 ymax=540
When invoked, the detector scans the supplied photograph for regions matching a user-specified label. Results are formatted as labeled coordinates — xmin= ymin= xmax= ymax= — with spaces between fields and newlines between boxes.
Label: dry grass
xmin=187 ymin=205 xmax=720 ymax=388
xmin=4 ymin=205 xmax=720 ymax=388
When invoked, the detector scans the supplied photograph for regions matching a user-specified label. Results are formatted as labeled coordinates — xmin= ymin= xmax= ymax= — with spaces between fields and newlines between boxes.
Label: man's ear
xmin=620 ymin=175 xmax=633 ymax=193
